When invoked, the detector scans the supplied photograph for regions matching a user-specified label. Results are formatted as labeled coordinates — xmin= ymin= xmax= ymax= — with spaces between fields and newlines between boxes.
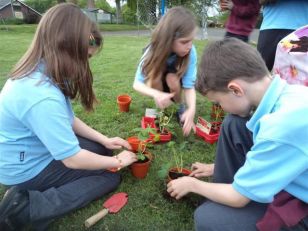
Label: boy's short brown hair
xmin=196 ymin=38 xmax=269 ymax=95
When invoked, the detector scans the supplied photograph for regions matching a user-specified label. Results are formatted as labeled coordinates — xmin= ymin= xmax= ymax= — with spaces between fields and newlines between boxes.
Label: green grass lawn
xmin=0 ymin=23 xmax=147 ymax=36
xmin=0 ymin=25 xmax=216 ymax=230
xmin=98 ymin=23 xmax=147 ymax=31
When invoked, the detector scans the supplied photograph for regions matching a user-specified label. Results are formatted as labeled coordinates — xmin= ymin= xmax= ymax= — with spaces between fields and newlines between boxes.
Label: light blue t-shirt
xmin=233 ymin=76 xmax=308 ymax=203
xmin=260 ymin=0 xmax=308 ymax=30
xmin=134 ymin=45 xmax=197 ymax=89
xmin=0 ymin=65 xmax=80 ymax=185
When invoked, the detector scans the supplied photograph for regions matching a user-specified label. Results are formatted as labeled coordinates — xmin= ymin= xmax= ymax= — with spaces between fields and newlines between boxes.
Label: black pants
xmin=257 ymin=29 xmax=294 ymax=71
xmin=12 ymin=135 xmax=120 ymax=230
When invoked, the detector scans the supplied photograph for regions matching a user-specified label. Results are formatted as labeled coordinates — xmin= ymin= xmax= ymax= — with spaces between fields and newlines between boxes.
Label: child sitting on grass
xmin=0 ymin=3 xmax=137 ymax=230
xmin=167 ymin=38 xmax=308 ymax=231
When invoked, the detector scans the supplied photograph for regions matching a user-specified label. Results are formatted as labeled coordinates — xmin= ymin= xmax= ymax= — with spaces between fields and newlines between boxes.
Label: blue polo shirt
xmin=134 ymin=45 xmax=197 ymax=89
xmin=0 ymin=64 xmax=80 ymax=185
xmin=233 ymin=76 xmax=308 ymax=203
xmin=260 ymin=0 xmax=308 ymax=30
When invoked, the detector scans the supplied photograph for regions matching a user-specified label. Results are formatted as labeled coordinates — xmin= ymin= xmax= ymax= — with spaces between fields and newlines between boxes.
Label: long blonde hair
xmin=10 ymin=3 xmax=102 ymax=111
xmin=142 ymin=6 xmax=196 ymax=85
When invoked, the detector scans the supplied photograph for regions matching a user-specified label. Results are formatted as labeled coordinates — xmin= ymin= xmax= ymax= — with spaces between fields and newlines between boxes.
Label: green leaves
xmin=137 ymin=152 xmax=146 ymax=161
xmin=179 ymin=141 xmax=188 ymax=151
xmin=132 ymin=126 xmax=157 ymax=142
xmin=157 ymin=162 xmax=172 ymax=179
xmin=165 ymin=140 xmax=188 ymax=173
xmin=157 ymin=106 xmax=176 ymax=133
xmin=132 ymin=126 xmax=158 ymax=161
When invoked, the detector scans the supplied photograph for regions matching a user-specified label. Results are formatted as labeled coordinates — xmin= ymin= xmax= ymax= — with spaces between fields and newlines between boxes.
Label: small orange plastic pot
xmin=117 ymin=94 xmax=132 ymax=112
xmin=131 ymin=151 xmax=153 ymax=179
xmin=127 ymin=136 xmax=146 ymax=152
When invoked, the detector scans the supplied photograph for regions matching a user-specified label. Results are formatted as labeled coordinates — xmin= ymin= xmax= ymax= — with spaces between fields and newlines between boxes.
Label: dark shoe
xmin=0 ymin=186 xmax=29 ymax=231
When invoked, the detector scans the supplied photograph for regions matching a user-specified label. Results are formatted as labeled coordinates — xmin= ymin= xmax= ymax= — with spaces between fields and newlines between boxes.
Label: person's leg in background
xmin=257 ymin=29 xmax=294 ymax=71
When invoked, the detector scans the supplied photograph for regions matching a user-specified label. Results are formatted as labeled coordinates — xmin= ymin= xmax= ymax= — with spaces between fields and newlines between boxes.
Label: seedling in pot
xmin=132 ymin=126 xmax=159 ymax=161
xmin=168 ymin=141 xmax=189 ymax=176
xmin=158 ymin=141 xmax=191 ymax=180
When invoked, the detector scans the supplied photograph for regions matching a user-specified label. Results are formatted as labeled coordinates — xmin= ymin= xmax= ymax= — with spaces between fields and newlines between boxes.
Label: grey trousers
xmin=194 ymin=114 xmax=308 ymax=231
xmin=14 ymin=135 xmax=121 ymax=230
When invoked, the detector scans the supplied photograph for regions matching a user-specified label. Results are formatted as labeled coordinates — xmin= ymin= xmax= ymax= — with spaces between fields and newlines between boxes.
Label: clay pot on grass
xmin=126 ymin=136 xmax=147 ymax=152
xmin=131 ymin=151 xmax=153 ymax=179
xmin=117 ymin=94 xmax=131 ymax=112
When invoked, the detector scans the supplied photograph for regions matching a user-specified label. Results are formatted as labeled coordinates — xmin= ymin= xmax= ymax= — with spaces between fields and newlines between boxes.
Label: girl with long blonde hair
xmin=133 ymin=6 xmax=198 ymax=136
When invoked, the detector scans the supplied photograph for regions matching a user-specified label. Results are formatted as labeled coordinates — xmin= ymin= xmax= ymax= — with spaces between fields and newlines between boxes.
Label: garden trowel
xmin=84 ymin=192 xmax=128 ymax=228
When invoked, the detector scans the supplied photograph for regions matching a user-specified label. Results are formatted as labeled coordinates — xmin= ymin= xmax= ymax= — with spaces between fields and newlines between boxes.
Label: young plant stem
xmin=158 ymin=109 xmax=173 ymax=133
xmin=179 ymin=153 xmax=183 ymax=173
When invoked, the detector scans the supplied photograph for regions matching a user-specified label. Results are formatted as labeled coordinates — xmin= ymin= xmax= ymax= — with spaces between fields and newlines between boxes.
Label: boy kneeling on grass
xmin=167 ymin=38 xmax=308 ymax=231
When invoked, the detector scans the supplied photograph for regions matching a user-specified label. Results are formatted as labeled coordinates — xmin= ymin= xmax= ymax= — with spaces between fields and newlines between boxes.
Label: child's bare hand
xmin=190 ymin=162 xmax=214 ymax=178
xmin=117 ymin=150 xmax=137 ymax=167
xmin=104 ymin=137 xmax=131 ymax=150
xmin=181 ymin=109 xmax=196 ymax=136
xmin=221 ymin=0 xmax=233 ymax=10
xmin=167 ymin=176 xmax=196 ymax=200
xmin=154 ymin=92 xmax=175 ymax=109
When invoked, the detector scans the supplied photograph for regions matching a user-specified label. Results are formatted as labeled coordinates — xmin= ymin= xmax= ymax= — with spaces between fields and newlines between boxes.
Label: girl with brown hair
xmin=0 ymin=3 xmax=137 ymax=230
xmin=133 ymin=6 xmax=198 ymax=136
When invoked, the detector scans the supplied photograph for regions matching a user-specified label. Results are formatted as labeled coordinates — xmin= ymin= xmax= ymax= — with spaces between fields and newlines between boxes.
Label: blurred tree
xmin=123 ymin=3 xmax=140 ymax=24
xmin=87 ymin=0 xmax=95 ymax=8
xmin=115 ymin=0 xmax=122 ymax=23
xmin=24 ymin=0 xmax=56 ymax=13
xmin=127 ymin=0 xmax=136 ymax=11
xmin=96 ymin=0 xmax=114 ymax=13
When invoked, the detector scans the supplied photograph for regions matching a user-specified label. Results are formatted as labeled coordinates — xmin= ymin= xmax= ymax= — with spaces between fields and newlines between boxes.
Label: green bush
xmin=122 ymin=4 xmax=137 ymax=25
xmin=2 ymin=18 xmax=25 ymax=25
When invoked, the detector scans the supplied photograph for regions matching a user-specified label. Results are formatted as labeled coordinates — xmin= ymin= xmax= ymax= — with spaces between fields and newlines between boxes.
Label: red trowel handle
xmin=84 ymin=208 xmax=109 ymax=228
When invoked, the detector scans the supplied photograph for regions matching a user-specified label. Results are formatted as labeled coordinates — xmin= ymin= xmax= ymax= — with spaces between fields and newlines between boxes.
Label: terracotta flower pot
xmin=167 ymin=167 xmax=192 ymax=182
xmin=131 ymin=151 xmax=153 ymax=179
xmin=117 ymin=94 xmax=131 ymax=112
xmin=127 ymin=136 xmax=147 ymax=152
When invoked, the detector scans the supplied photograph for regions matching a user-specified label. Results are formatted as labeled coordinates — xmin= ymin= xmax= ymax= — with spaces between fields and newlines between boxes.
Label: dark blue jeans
xmin=10 ymin=135 xmax=120 ymax=230
xmin=194 ymin=114 xmax=308 ymax=231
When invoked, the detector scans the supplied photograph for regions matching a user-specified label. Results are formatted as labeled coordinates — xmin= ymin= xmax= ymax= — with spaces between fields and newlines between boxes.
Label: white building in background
xmin=82 ymin=8 xmax=114 ymax=23
xmin=97 ymin=9 xmax=113 ymax=23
